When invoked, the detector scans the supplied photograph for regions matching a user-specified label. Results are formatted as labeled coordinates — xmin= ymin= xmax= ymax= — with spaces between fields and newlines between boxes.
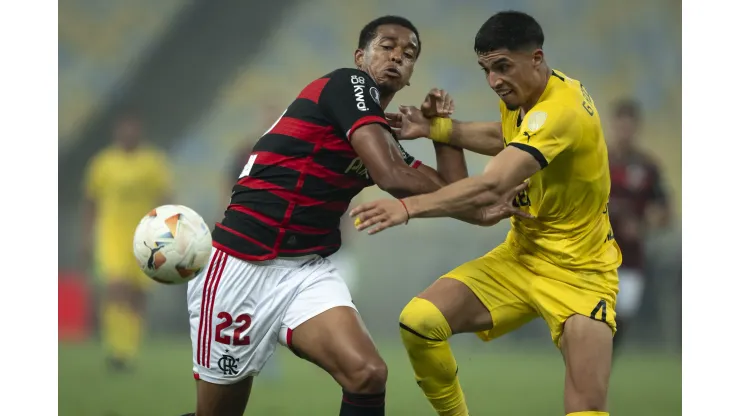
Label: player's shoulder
xmin=324 ymin=68 xmax=379 ymax=87
xmin=532 ymin=76 xmax=586 ymax=125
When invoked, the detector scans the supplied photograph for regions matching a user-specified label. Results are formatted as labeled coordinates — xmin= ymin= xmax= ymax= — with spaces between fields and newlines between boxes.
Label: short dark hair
xmin=474 ymin=11 xmax=544 ymax=55
xmin=612 ymin=98 xmax=643 ymax=122
xmin=358 ymin=15 xmax=421 ymax=58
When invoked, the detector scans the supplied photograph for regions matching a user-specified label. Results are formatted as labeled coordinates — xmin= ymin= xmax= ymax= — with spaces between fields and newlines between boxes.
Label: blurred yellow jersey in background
xmin=85 ymin=145 xmax=172 ymax=283
xmin=501 ymin=69 xmax=622 ymax=275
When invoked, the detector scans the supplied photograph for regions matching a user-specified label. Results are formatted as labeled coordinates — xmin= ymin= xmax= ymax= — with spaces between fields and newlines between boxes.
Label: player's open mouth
xmin=498 ymin=91 xmax=512 ymax=97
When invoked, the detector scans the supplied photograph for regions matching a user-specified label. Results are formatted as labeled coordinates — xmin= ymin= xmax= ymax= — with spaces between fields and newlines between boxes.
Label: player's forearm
xmin=446 ymin=121 xmax=505 ymax=156
xmin=404 ymin=175 xmax=502 ymax=219
xmin=433 ymin=142 xmax=468 ymax=184
xmin=376 ymin=166 xmax=444 ymax=199
xmin=427 ymin=143 xmax=488 ymax=224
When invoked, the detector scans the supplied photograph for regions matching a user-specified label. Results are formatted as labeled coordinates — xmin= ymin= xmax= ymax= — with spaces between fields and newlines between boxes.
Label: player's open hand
xmin=386 ymin=106 xmax=430 ymax=140
xmin=420 ymin=88 xmax=454 ymax=118
xmin=477 ymin=182 xmax=535 ymax=226
xmin=350 ymin=198 xmax=409 ymax=235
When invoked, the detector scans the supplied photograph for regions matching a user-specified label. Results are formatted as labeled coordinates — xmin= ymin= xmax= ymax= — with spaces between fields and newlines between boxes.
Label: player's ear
xmin=354 ymin=48 xmax=365 ymax=68
xmin=532 ymin=49 xmax=544 ymax=67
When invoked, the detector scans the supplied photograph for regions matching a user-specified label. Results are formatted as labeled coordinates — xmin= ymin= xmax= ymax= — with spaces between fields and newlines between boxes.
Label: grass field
xmin=59 ymin=338 xmax=680 ymax=415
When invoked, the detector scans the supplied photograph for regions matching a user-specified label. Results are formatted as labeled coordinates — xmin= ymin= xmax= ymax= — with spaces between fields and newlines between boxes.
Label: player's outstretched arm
xmin=388 ymin=106 xmax=505 ymax=156
xmin=406 ymin=146 xmax=540 ymax=218
xmin=350 ymin=145 xmax=539 ymax=234
xmin=415 ymin=143 xmax=501 ymax=226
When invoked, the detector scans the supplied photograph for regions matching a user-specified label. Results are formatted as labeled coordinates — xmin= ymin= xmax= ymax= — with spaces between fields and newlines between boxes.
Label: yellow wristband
xmin=429 ymin=117 xmax=453 ymax=144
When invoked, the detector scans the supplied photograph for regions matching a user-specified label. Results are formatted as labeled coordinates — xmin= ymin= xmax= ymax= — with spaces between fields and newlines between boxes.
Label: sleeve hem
xmin=509 ymin=143 xmax=548 ymax=168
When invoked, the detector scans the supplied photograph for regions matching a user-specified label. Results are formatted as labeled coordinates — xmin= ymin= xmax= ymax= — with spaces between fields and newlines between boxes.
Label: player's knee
xmin=341 ymin=358 xmax=388 ymax=393
xmin=399 ymin=297 xmax=452 ymax=344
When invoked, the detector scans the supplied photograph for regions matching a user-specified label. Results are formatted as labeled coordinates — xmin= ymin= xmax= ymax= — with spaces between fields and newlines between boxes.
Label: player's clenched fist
xmin=386 ymin=105 xmax=430 ymax=140
xmin=421 ymin=88 xmax=454 ymax=118
xmin=350 ymin=199 xmax=410 ymax=235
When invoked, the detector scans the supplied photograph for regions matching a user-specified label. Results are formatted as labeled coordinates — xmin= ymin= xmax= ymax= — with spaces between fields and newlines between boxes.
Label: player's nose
xmin=488 ymin=73 xmax=504 ymax=89
xmin=389 ymin=48 xmax=403 ymax=63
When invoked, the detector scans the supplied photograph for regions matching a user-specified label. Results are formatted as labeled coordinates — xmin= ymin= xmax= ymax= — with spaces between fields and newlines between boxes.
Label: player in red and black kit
xmin=607 ymin=98 xmax=671 ymax=355
xmin=183 ymin=16 xmax=524 ymax=416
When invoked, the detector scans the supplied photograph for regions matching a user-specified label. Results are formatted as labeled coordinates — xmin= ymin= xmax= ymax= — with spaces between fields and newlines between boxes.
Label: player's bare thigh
xmin=289 ymin=306 xmax=387 ymax=393
xmin=527 ymin=263 xmax=616 ymax=412
xmin=417 ymin=278 xmax=493 ymax=334
xmin=195 ymin=377 xmax=254 ymax=416
xmin=419 ymin=243 xmax=538 ymax=336
xmin=560 ymin=314 xmax=612 ymax=413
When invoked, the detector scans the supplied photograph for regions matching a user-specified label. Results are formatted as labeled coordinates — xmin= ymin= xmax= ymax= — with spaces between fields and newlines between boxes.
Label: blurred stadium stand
xmin=59 ymin=0 xmax=188 ymax=149
xmin=59 ymin=0 xmax=681 ymax=349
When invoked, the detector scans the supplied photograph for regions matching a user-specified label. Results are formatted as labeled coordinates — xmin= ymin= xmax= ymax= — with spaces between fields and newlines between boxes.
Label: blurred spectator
xmin=82 ymin=111 xmax=173 ymax=371
xmin=607 ymin=98 xmax=672 ymax=354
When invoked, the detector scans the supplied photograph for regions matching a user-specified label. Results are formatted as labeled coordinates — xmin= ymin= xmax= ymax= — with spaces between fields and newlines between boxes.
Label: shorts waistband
xmin=247 ymin=254 xmax=321 ymax=268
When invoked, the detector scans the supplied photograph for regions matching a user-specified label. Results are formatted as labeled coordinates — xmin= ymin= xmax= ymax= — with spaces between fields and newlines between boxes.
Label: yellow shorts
xmin=444 ymin=239 xmax=619 ymax=347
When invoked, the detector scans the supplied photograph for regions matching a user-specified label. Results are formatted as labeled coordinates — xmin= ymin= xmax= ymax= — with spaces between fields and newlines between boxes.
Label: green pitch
xmin=59 ymin=338 xmax=680 ymax=415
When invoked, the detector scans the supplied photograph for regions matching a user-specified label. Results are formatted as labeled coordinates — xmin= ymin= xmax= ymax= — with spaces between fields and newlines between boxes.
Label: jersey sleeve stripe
xmin=509 ymin=143 xmax=548 ymax=169
xmin=346 ymin=115 xmax=390 ymax=140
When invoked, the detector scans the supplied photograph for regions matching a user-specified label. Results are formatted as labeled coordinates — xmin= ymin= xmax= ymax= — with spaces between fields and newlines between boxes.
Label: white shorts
xmin=187 ymin=247 xmax=356 ymax=384
xmin=615 ymin=268 xmax=645 ymax=319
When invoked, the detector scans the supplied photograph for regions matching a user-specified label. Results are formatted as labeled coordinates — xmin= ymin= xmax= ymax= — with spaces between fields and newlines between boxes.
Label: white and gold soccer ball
xmin=133 ymin=204 xmax=212 ymax=285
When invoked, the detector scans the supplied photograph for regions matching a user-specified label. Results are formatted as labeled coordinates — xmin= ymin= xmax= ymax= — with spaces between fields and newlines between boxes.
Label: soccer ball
xmin=133 ymin=204 xmax=212 ymax=285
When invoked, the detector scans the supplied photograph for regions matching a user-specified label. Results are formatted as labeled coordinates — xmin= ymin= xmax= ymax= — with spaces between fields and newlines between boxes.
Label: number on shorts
xmin=233 ymin=314 xmax=252 ymax=346
xmin=590 ymin=299 xmax=607 ymax=322
xmin=214 ymin=312 xmax=252 ymax=346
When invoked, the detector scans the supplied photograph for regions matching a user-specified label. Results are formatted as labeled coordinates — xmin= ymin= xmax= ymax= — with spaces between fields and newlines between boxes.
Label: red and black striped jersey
xmin=608 ymin=149 xmax=667 ymax=269
xmin=213 ymin=68 xmax=421 ymax=261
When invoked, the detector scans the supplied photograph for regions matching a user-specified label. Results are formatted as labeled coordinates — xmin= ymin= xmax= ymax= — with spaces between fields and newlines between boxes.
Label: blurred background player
xmin=607 ymin=98 xmax=671 ymax=355
xmin=82 ymin=111 xmax=173 ymax=371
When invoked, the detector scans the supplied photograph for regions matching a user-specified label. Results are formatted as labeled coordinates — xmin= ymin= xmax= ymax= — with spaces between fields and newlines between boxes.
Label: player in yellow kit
xmin=83 ymin=113 xmax=172 ymax=371
xmin=351 ymin=11 xmax=620 ymax=416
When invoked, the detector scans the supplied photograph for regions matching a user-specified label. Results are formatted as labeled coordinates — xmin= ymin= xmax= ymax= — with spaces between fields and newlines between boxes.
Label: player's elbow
xmin=374 ymin=169 xmax=413 ymax=198
xmin=376 ymin=181 xmax=411 ymax=199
